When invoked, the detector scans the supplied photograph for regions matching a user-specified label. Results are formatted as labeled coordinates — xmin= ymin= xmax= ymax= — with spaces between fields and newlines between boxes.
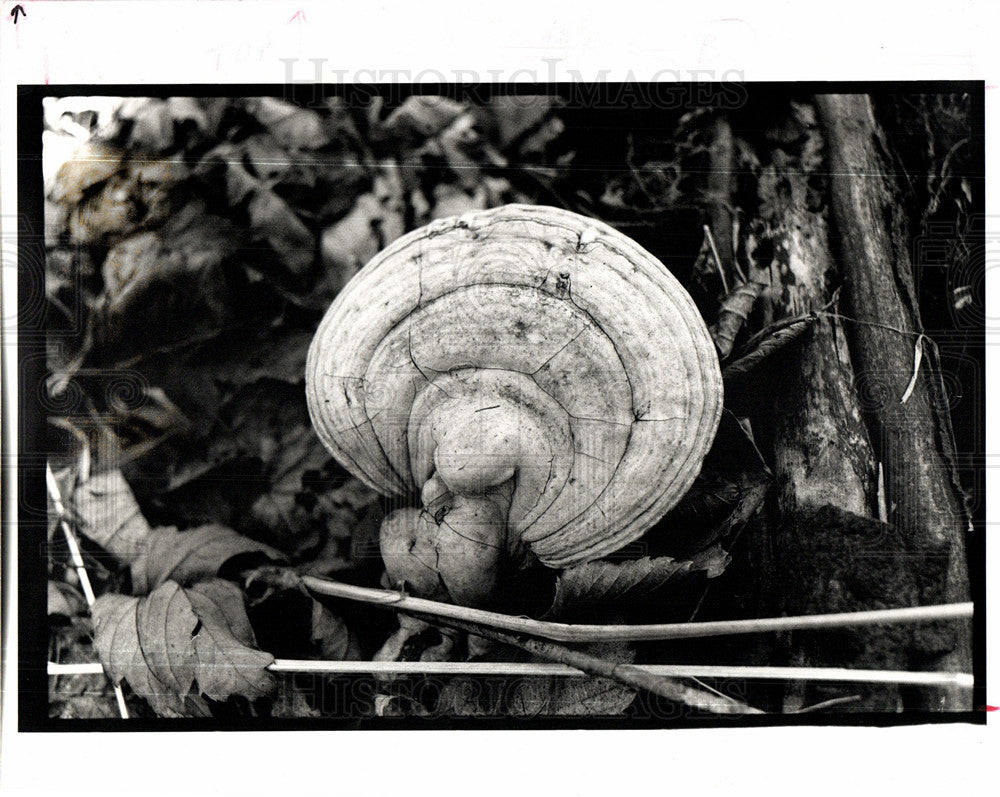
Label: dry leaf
xmin=245 ymin=98 xmax=332 ymax=150
xmin=120 ymin=98 xmax=176 ymax=152
xmin=430 ymin=183 xmax=489 ymax=220
xmin=487 ymin=96 xmax=555 ymax=149
xmin=48 ymin=580 xmax=86 ymax=618
xmin=93 ymin=579 xmax=275 ymax=714
xmin=269 ymin=676 xmax=322 ymax=718
xmin=50 ymin=141 xmax=123 ymax=206
xmin=508 ymin=641 xmax=636 ymax=717
xmin=319 ymin=193 xmax=384 ymax=292
xmin=310 ymin=599 xmax=360 ymax=661
xmin=72 ymin=469 xmax=151 ymax=565
xmin=185 ymin=580 xmax=276 ymax=701
xmin=130 ymin=524 xmax=284 ymax=594
xmin=546 ymin=555 xmax=715 ymax=618
xmin=247 ymin=188 xmax=315 ymax=276
xmin=380 ymin=96 xmax=466 ymax=142
xmin=165 ymin=97 xmax=212 ymax=136
xmin=722 ymin=314 xmax=817 ymax=383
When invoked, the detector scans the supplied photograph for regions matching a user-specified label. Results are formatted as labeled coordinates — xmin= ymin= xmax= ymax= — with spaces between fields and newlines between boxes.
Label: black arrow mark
xmin=11 ymin=4 xmax=26 ymax=23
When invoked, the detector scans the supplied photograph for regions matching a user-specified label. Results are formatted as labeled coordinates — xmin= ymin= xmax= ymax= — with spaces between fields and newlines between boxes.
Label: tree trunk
xmin=717 ymin=97 xmax=972 ymax=712
xmin=814 ymin=94 xmax=973 ymax=710
xmin=739 ymin=103 xmax=898 ymax=711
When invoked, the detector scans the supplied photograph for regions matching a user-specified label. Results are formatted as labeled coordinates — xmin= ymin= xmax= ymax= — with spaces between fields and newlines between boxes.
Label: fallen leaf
xmin=507 ymin=641 xmax=636 ymax=717
xmin=165 ymin=97 xmax=212 ymax=137
xmin=314 ymin=157 xmax=370 ymax=224
xmin=310 ymin=598 xmax=360 ymax=661
xmin=95 ymin=205 xmax=238 ymax=360
xmin=130 ymin=524 xmax=284 ymax=594
xmin=518 ymin=115 xmax=566 ymax=157
xmin=72 ymin=469 xmax=151 ymax=565
xmin=245 ymin=97 xmax=332 ymax=150
xmin=546 ymin=556 xmax=707 ymax=618
xmin=268 ymin=676 xmax=321 ymax=718
xmin=185 ymin=580 xmax=277 ymax=701
xmin=487 ymin=96 xmax=555 ymax=149
xmin=126 ymin=155 xmax=188 ymax=227
xmin=247 ymin=187 xmax=315 ymax=276
xmin=271 ymin=108 xmax=333 ymax=151
xmin=242 ymin=133 xmax=293 ymax=181
xmin=48 ymin=580 xmax=86 ymax=618
xmin=435 ymin=678 xmax=493 ymax=716
xmin=723 ymin=314 xmax=817 ymax=383
xmin=92 ymin=586 xmax=206 ymax=716
xmin=67 ymin=173 xmax=143 ymax=245
xmin=379 ymin=96 xmax=466 ymax=142
xmin=430 ymin=183 xmax=489 ymax=220
xmin=436 ymin=112 xmax=484 ymax=191
xmin=120 ymin=98 xmax=176 ymax=152
xmin=318 ymin=193 xmax=387 ymax=296
xmin=49 ymin=141 xmax=124 ymax=206
xmin=92 ymin=579 xmax=275 ymax=714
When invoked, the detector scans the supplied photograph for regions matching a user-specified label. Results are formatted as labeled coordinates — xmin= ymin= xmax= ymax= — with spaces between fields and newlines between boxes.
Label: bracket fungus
xmin=306 ymin=204 xmax=723 ymax=607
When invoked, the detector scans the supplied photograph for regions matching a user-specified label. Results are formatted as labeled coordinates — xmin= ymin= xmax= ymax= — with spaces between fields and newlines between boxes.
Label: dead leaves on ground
xmin=92 ymin=579 xmax=275 ymax=715
xmin=56 ymin=464 xmax=366 ymax=717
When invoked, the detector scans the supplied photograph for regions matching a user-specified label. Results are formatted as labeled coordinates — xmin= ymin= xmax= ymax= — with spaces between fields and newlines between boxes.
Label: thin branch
xmin=793 ymin=695 xmax=863 ymax=714
xmin=46 ymin=463 xmax=129 ymax=719
xmin=405 ymin=610 xmax=762 ymax=715
xmin=46 ymin=660 xmax=973 ymax=689
xmin=47 ymin=466 xmax=97 ymax=607
xmin=301 ymin=575 xmax=973 ymax=643
xmin=703 ymin=223 xmax=730 ymax=294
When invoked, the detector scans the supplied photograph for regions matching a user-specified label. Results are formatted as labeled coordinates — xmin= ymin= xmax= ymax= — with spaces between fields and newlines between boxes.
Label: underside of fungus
xmin=306 ymin=204 xmax=723 ymax=607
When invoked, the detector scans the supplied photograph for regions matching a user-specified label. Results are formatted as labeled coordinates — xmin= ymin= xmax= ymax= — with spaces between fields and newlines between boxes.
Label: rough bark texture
xmin=742 ymin=104 xmax=906 ymax=711
xmin=815 ymin=94 xmax=973 ymax=709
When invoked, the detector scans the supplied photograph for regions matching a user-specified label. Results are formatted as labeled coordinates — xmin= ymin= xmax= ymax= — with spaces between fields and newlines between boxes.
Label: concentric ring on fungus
xmin=306 ymin=204 xmax=723 ymax=572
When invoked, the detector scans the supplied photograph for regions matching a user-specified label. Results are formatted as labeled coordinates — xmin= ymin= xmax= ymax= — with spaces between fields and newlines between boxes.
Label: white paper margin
xmin=1 ymin=2 xmax=995 ymax=795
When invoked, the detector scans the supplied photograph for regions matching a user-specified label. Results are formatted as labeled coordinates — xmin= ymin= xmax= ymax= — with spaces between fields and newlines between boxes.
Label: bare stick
xmin=46 ymin=660 xmax=974 ymax=689
xmin=301 ymin=575 xmax=973 ymax=643
xmin=406 ymin=609 xmax=762 ymax=715
xmin=794 ymin=696 xmax=863 ymax=713
xmin=703 ymin=223 xmax=730 ymax=294
xmin=46 ymin=464 xmax=130 ymax=719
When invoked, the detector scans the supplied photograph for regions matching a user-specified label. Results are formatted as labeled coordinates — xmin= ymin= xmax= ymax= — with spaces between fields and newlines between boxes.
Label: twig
xmin=406 ymin=610 xmax=762 ymax=715
xmin=793 ymin=695 xmax=863 ymax=714
xmin=47 ymin=466 xmax=97 ymax=607
xmin=302 ymin=575 xmax=973 ymax=643
xmin=703 ymin=223 xmax=730 ymax=294
xmin=46 ymin=660 xmax=973 ymax=689
xmin=730 ymin=216 xmax=748 ymax=284
xmin=46 ymin=464 xmax=129 ymax=719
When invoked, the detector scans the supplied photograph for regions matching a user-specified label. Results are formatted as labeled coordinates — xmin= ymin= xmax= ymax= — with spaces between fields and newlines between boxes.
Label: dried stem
xmin=46 ymin=463 xmax=129 ymax=719
xmin=47 ymin=661 xmax=973 ymax=689
xmin=301 ymin=575 xmax=973 ymax=643
xmin=405 ymin=609 xmax=762 ymax=715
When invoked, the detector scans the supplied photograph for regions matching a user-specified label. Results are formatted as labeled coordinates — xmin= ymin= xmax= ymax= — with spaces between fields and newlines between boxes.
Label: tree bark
xmin=740 ymin=103 xmax=903 ymax=711
xmin=815 ymin=94 xmax=973 ymax=710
